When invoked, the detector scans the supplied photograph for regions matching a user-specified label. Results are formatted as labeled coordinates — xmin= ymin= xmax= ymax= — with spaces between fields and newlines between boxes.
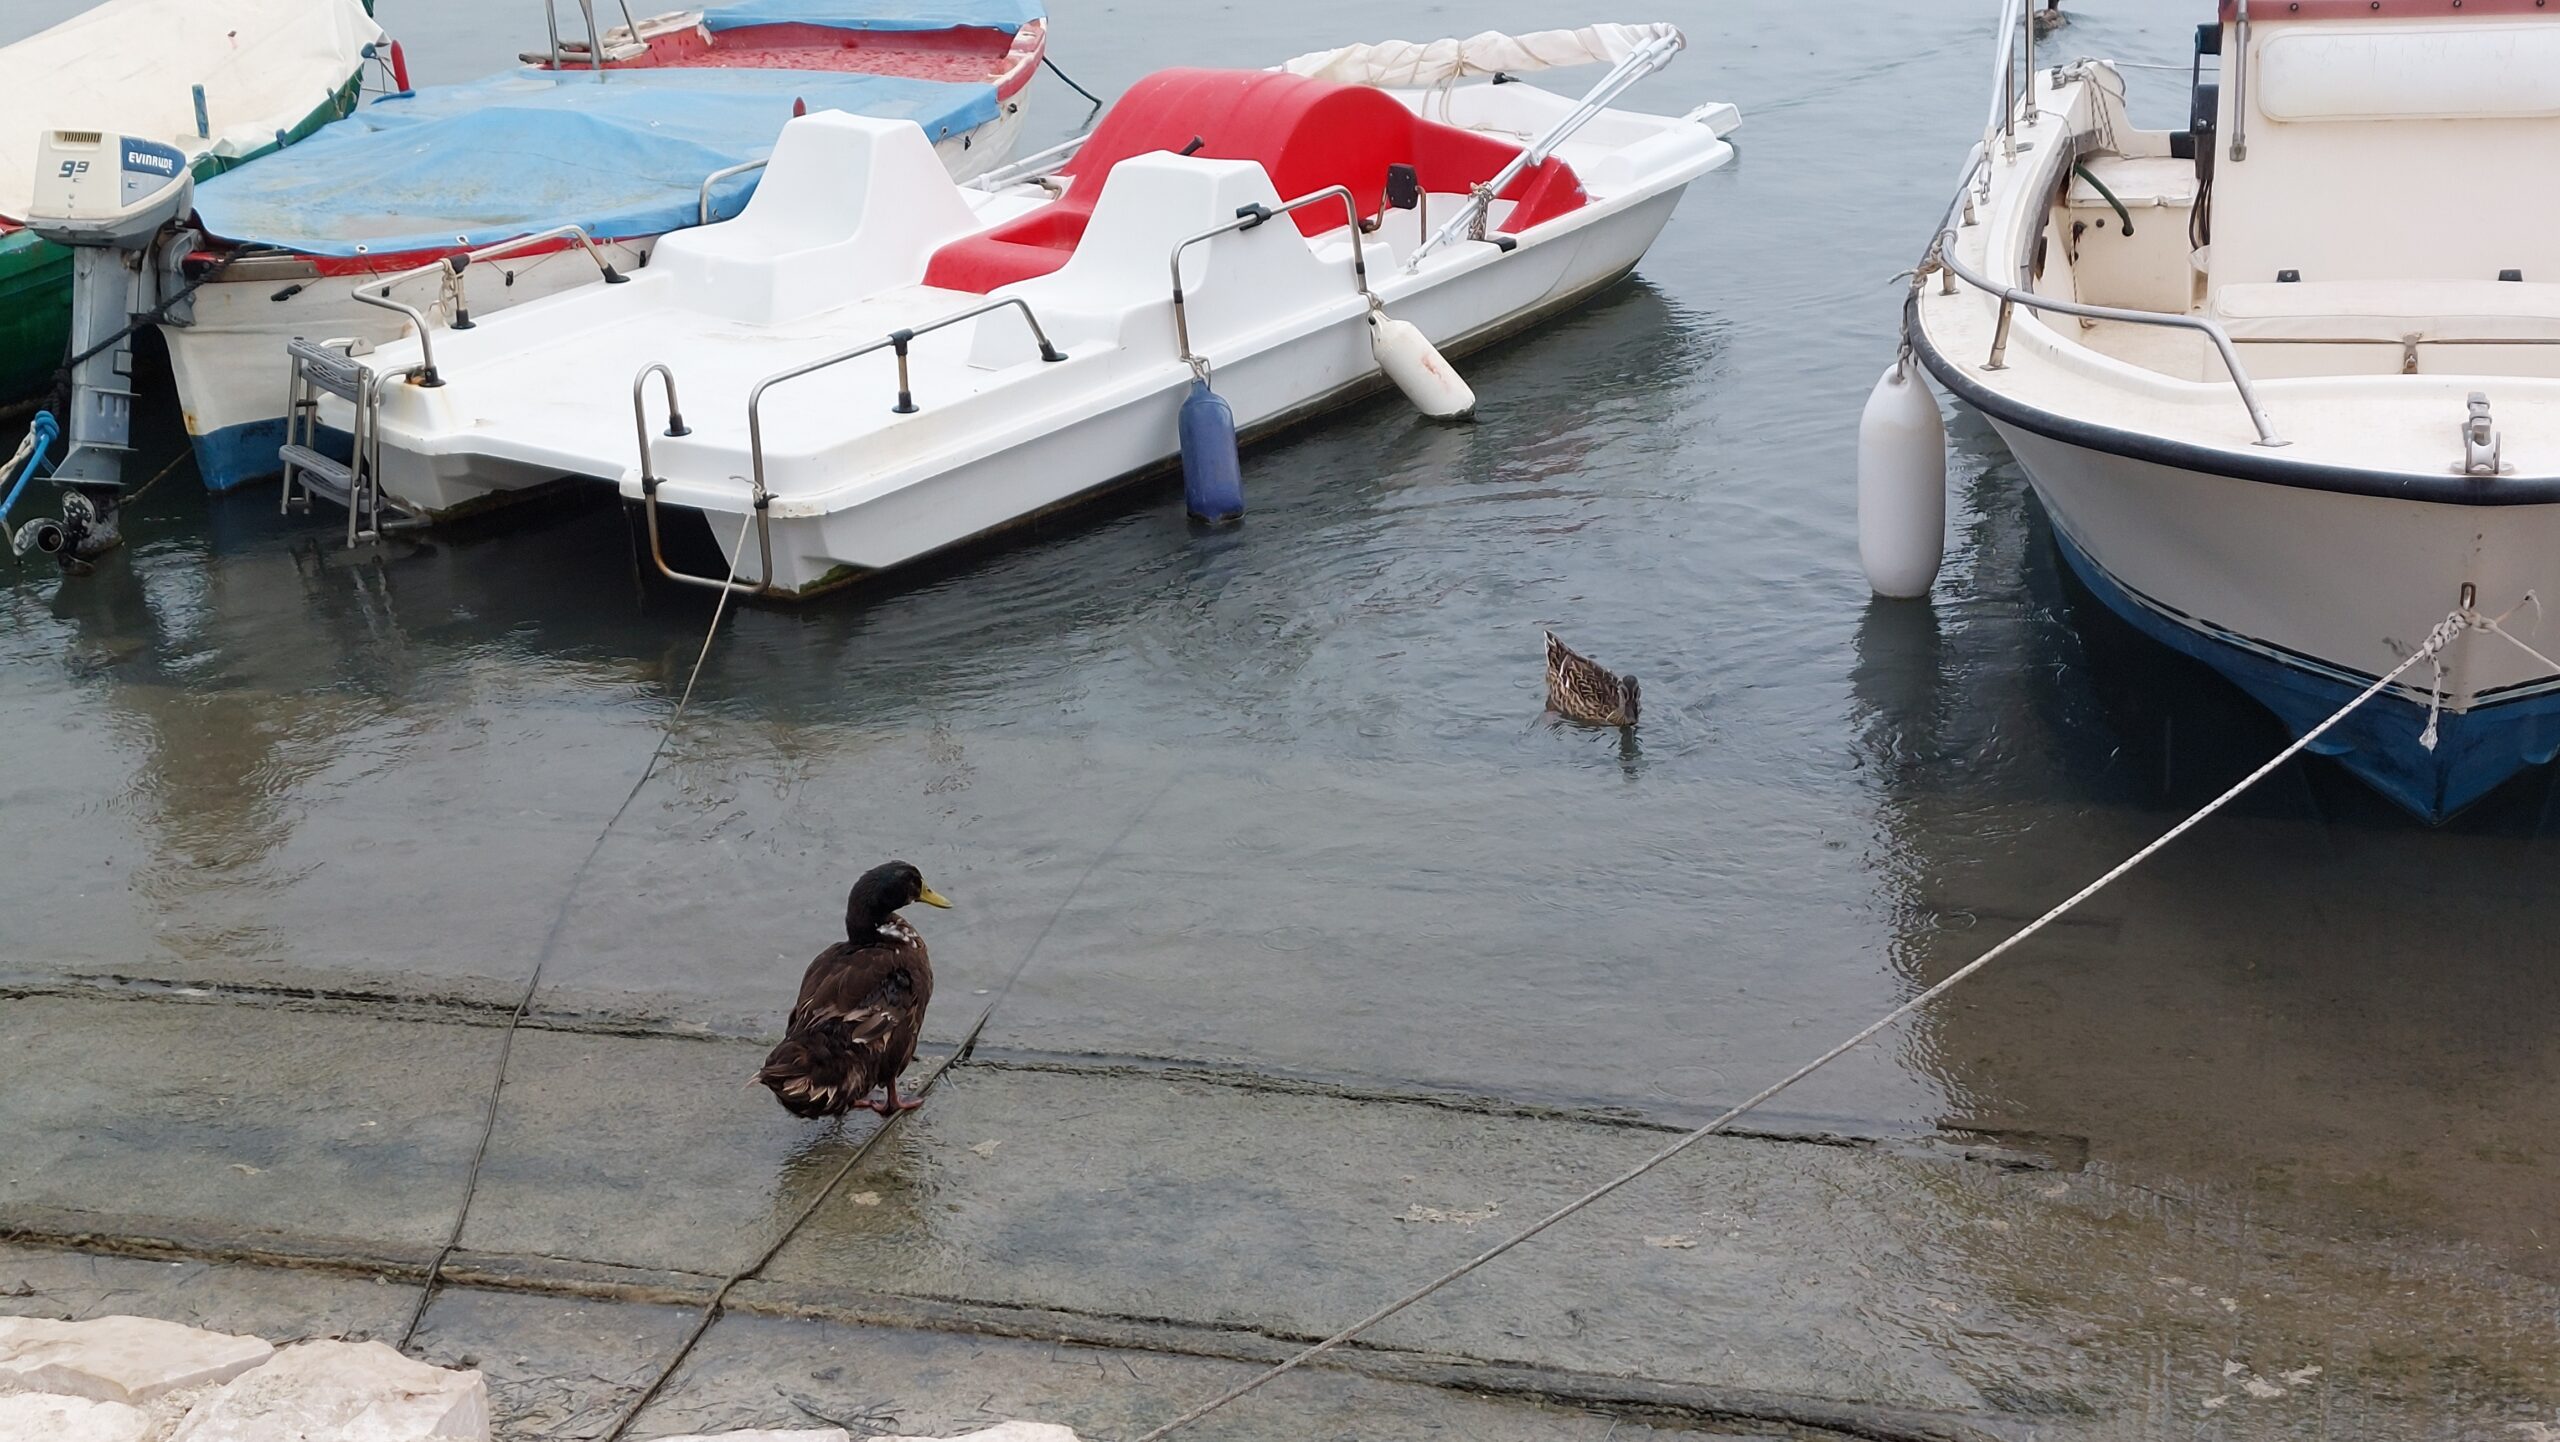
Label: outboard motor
xmin=19 ymin=129 xmax=196 ymax=563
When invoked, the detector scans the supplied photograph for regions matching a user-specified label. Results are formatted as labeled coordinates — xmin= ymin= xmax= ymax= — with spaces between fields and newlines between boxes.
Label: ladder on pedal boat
xmin=281 ymin=338 xmax=419 ymax=545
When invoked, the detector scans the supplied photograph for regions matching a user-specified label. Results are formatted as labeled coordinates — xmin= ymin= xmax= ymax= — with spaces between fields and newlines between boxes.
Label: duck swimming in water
xmin=756 ymin=860 xmax=951 ymax=1119
xmin=1545 ymin=630 xmax=1640 ymax=727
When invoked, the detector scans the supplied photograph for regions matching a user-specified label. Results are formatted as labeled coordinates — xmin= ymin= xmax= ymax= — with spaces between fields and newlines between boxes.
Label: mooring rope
xmin=1121 ymin=606 xmax=2473 ymax=1442
xmin=598 ymin=774 xmax=1178 ymax=1442
xmin=1041 ymin=53 xmax=1107 ymax=110
xmin=397 ymin=512 xmax=757 ymax=1352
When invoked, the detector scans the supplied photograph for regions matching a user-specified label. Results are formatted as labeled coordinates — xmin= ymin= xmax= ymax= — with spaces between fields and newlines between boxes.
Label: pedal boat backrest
xmin=923 ymin=67 xmax=1586 ymax=294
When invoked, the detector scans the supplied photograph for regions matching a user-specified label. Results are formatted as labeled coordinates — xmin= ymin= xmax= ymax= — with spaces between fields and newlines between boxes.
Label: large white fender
xmin=1370 ymin=311 xmax=1476 ymax=420
xmin=1856 ymin=359 xmax=1947 ymax=599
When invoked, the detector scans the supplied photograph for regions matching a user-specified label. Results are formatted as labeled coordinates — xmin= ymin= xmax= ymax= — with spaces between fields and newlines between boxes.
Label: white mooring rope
xmin=1124 ymin=605 xmax=2477 ymax=1442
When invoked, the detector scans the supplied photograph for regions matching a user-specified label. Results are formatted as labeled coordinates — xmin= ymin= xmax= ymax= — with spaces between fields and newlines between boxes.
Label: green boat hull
xmin=0 ymin=71 xmax=366 ymax=408
xmin=0 ymin=228 xmax=71 ymax=405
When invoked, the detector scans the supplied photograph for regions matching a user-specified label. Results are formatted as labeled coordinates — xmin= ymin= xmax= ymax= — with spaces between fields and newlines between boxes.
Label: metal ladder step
xmin=285 ymin=340 xmax=367 ymax=405
xmin=279 ymin=444 xmax=355 ymax=507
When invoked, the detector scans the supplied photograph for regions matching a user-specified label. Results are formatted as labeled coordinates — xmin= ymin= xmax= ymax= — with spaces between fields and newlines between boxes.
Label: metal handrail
xmin=964 ymin=134 xmax=1090 ymax=192
xmin=632 ymin=361 xmax=779 ymax=597
xmin=1929 ymin=224 xmax=2287 ymax=447
xmin=2230 ymin=0 xmax=2252 ymax=162
xmin=698 ymin=159 xmax=768 ymax=225
xmin=743 ymin=295 xmax=1066 ymax=501
xmin=1169 ymin=186 xmax=1370 ymax=377
xmin=351 ymin=224 xmax=627 ymax=385
xmin=1405 ymin=29 xmax=1684 ymax=271
xmin=347 ymin=288 xmax=445 ymax=386
xmin=1984 ymin=0 xmax=2025 ymax=165
xmin=539 ymin=0 xmax=644 ymax=70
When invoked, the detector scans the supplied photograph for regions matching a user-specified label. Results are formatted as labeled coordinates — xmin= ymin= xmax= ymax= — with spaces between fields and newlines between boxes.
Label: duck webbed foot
xmin=866 ymin=1081 xmax=925 ymax=1116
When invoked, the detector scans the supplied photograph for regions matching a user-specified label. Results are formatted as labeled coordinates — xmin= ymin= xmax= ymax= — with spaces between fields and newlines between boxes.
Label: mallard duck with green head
xmin=756 ymin=860 xmax=952 ymax=1118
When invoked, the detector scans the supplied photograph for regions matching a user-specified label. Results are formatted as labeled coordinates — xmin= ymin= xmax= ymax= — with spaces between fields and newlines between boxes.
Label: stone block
xmin=0 ymin=1391 xmax=151 ymax=1442
xmin=166 ymin=1340 xmax=487 ymax=1442
xmin=0 ymin=1315 xmax=271 ymax=1406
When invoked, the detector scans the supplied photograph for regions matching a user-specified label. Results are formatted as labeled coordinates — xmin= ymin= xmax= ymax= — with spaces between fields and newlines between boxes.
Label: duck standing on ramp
xmin=1545 ymin=631 xmax=1640 ymax=728
xmin=757 ymin=861 xmax=952 ymax=1119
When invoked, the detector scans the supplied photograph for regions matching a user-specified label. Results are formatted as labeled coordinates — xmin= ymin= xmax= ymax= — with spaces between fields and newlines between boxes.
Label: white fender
xmin=1370 ymin=312 xmax=1476 ymax=421
xmin=1856 ymin=359 xmax=1947 ymax=599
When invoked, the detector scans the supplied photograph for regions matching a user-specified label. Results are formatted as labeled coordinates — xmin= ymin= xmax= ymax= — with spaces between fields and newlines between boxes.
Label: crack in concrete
xmin=0 ymin=979 xmax=2086 ymax=1171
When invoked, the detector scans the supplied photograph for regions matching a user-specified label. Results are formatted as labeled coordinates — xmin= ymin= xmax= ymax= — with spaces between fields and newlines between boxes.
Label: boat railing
xmin=965 ymin=135 xmax=1090 ymax=193
xmin=1169 ymin=185 xmax=1371 ymax=378
xmin=1927 ymin=221 xmax=2287 ymax=448
xmin=351 ymin=224 xmax=628 ymax=387
xmin=1405 ymin=28 xmax=1686 ymax=271
xmin=539 ymin=0 xmax=644 ymax=71
xmin=698 ymin=160 xmax=769 ymax=225
xmin=630 ymin=296 xmax=1069 ymax=597
xmin=1984 ymin=0 xmax=2030 ymax=169
xmin=631 ymin=360 xmax=780 ymax=597
xmin=1931 ymin=11 xmax=2285 ymax=450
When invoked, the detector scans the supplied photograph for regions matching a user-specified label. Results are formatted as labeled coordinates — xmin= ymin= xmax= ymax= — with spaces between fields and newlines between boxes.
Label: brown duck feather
xmin=756 ymin=915 xmax=934 ymax=1119
xmin=1545 ymin=630 xmax=1640 ymax=727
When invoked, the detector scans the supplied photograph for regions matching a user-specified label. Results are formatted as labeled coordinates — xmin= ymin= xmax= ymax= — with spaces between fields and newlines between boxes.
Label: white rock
xmin=872 ymin=1426 xmax=1081 ymax=1442
xmin=0 ymin=1391 xmax=152 ymax=1442
xmin=0 ymin=1316 xmax=272 ymax=1407
xmin=167 ymin=1340 xmax=486 ymax=1442
xmin=644 ymin=1431 xmax=850 ymax=1441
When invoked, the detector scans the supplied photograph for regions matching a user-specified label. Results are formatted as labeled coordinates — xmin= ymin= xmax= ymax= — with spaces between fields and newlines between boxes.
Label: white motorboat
xmin=158 ymin=0 xmax=1046 ymax=494
xmin=294 ymin=24 xmax=1736 ymax=602
xmin=0 ymin=0 xmax=383 ymax=405
xmin=1890 ymin=0 xmax=2560 ymax=822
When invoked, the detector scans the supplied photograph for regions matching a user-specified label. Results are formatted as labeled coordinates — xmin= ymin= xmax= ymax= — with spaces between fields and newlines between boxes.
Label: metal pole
xmin=2230 ymin=0 xmax=2251 ymax=161
xmin=575 ymin=0 xmax=604 ymax=72
xmin=2020 ymin=0 xmax=2037 ymax=122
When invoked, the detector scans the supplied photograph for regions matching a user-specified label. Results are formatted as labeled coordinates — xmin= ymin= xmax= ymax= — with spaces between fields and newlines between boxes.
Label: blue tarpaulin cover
xmin=191 ymin=67 xmax=998 ymax=256
xmin=700 ymin=0 xmax=1045 ymax=34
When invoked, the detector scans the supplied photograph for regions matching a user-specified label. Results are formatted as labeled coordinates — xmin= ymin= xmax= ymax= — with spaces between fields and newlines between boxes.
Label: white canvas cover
xmin=1277 ymin=23 xmax=1683 ymax=88
xmin=0 ymin=0 xmax=383 ymax=219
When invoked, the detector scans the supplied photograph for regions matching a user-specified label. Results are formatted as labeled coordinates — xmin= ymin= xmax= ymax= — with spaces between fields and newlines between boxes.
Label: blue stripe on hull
xmin=192 ymin=419 xmax=357 ymax=494
xmin=2047 ymin=527 xmax=2560 ymax=822
xmin=190 ymin=419 xmax=288 ymax=494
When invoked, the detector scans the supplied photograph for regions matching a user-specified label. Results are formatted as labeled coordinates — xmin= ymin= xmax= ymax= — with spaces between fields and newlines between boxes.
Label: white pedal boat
xmin=1895 ymin=0 xmax=2560 ymax=820
xmin=311 ymin=25 xmax=1736 ymax=599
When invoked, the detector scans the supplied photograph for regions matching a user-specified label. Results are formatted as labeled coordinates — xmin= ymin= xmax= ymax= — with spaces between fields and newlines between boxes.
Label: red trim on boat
xmin=184 ymin=234 xmax=636 ymax=279
xmin=537 ymin=16 xmax=1045 ymax=99
xmin=924 ymin=68 xmax=1584 ymax=296
xmin=2221 ymin=0 xmax=2560 ymax=19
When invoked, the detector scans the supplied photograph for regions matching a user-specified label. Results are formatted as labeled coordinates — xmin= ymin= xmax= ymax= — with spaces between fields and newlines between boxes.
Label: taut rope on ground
xmin=1120 ymin=607 xmax=2475 ymax=1442
xmin=397 ymin=512 xmax=757 ymax=1352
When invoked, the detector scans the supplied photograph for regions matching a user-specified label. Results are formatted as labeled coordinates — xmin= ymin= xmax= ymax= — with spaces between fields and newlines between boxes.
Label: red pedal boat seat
xmin=925 ymin=68 xmax=1585 ymax=294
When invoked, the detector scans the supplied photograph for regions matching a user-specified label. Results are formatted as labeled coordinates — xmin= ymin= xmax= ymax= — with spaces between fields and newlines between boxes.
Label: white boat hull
xmin=675 ymin=189 xmax=1682 ymax=593
xmin=370 ymin=184 xmax=1688 ymax=584
xmin=1982 ymin=417 xmax=2560 ymax=818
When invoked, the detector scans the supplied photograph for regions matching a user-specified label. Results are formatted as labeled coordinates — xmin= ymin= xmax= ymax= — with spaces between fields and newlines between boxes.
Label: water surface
xmin=4 ymin=0 xmax=2557 ymax=1396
